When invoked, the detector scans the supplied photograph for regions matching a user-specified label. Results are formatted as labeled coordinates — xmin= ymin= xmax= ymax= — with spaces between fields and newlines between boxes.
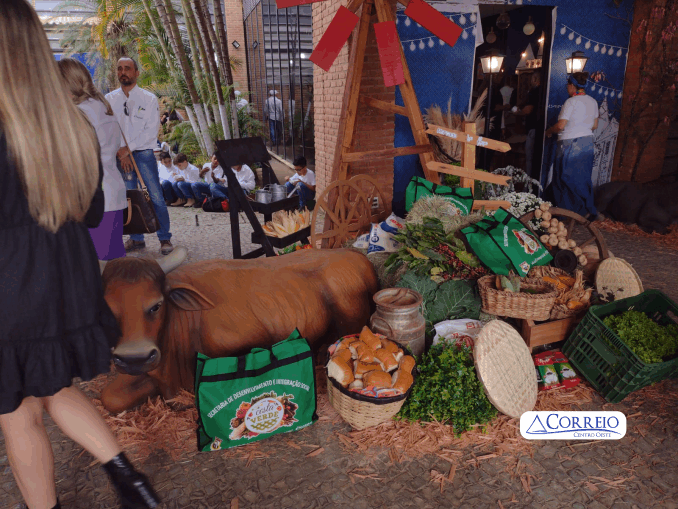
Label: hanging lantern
xmin=486 ymin=27 xmax=497 ymax=44
xmin=480 ymin=49 xmax=505 ymax=74
xmin=496 ymin=11 xmax=511 ymax=30
xmin=523 ymin=16 xmax=535 ymax=35
xmin=565 ymin=51 xmax=588 ymax=74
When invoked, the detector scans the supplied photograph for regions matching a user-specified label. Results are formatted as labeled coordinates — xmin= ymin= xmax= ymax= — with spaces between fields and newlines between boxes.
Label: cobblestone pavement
xmin=2 ymin=184 xmax=678 ymax=508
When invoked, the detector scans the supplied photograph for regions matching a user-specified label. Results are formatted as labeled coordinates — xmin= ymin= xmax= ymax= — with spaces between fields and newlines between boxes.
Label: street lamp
xmin=480 ymin=50 xmax=504 ymax=171
xmin=565 ymin=51 xmax=588 ymax=74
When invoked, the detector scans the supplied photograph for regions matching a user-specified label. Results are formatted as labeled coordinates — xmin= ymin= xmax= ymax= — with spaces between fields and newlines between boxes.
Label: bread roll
xmin=363 ymin=370 xmax=392 ymax=390
xmin=357 ymin=344 xmax=377 ymax=363
xmin=332 ymin=348 xmax=352 ymax=363
xmin=375 ymin=349 xmax=398 ymax=372
xmin=399 ymin=355 xmax=415 ymax=374
xmin=359 ymin=326 xmax=382 ymax=351
xmin=391 ymin=370 xmax=414 ymax=394
xmin=380 ymin=339 xmax=399 ymax=354
xmin=395 ymin=349 xmax=404 ymax=363
xmin=348 ymin=341 xmax=368 ymax=360
xmin=348 ymin=380 xmax=364 ymax=390
xmin=354 ymin=361 xmax=382 ymax=379
xmin=327 ymin=357 xmax=354 ymax=387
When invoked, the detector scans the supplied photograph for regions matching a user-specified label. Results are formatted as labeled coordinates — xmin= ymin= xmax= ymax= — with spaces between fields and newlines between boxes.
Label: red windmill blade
xmin=275 ymin=0 xmax=463 ymax=78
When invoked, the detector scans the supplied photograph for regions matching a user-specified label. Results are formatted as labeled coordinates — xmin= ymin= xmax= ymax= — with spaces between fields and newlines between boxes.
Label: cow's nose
xmin=113 ymin=349 xmax=160 ymax=369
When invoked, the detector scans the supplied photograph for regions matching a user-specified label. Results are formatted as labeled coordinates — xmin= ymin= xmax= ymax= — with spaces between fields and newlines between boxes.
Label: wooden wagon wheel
xmin=348 ymin=174 xmax=391 ymax=224
xmin=519 ymin=207 xmax=609 ymax=262
xmin=311 ymin=180 xmax=373 ymax=249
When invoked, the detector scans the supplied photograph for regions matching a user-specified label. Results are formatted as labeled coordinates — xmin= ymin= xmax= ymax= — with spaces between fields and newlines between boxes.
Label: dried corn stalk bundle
xmin=262 ymin=208 xmax=311 ymax=237
xmin=529 ymin=266 xmax=592 ymax=316
xmin=406 ymin=196 xmax=487 ymax=235
xmin=424 ymin=90 xmax=487 ymax=164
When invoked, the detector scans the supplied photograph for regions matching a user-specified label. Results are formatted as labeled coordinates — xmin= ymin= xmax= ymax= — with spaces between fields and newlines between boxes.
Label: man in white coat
xmin=106 ymin=57 xmax=174 ymax=255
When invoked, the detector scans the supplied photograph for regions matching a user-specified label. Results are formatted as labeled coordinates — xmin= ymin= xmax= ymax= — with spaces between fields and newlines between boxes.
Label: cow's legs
xmin=101 ymin=374 xmax=161 ymax=414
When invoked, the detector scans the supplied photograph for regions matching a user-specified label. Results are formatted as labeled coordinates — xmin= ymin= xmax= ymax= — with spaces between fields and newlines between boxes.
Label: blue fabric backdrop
xmin=54 ymin=53 xmax=100 ymax=81
xmin=392 ymin=0 xmax=634 ymax=217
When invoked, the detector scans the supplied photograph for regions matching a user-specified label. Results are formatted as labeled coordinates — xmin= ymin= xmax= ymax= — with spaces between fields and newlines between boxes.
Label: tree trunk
xmin=155 ymin=0 xmax=214 ymax=155
xmin=191 ymin=0 xmax=232 ymax=140
xmin=210 ymin=0 xmax=231 ymax=83
xmin=184 ymin=105 xmax=206 ymax=153
xmin=180 ymin=0 xmax=213 ymax=106
xmin=141 ymin=0 xmax=176 ymax=75
xmin=204 ymin=103 xmax=214 ymax=126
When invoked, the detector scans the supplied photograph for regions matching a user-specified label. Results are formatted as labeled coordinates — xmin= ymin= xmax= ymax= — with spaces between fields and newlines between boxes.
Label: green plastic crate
xmin=562 ymin=290 xmax=678 ymax=403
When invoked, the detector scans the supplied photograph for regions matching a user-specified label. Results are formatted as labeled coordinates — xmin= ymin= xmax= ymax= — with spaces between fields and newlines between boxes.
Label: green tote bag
xmin=195 ymin=329 xmax=317 ymax=451
xmin=405 ymin=176 xmax=474 ymax=214
xmin=461 ymin=208 xmax=553 ymax=277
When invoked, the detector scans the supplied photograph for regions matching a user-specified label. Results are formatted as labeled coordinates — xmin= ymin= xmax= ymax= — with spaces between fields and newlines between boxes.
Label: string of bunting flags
xmin=559 ymin=24 xmax=628 ymax=57
xmin=588 ymin=80 xmax=623 ymax=99
xmin=397 ymin=11 xmax=478 ymax=50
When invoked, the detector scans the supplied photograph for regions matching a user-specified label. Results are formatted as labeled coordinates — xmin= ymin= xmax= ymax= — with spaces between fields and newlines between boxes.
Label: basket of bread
xmin=326 ymin=326 xmax=416 ymax=430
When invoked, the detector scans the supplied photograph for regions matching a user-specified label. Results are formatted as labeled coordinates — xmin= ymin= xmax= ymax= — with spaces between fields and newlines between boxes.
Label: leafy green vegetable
xmin=397 ymin=341 xmax=497 ymax=435
xmin=603 ymin=310 xmax=678 ymax=364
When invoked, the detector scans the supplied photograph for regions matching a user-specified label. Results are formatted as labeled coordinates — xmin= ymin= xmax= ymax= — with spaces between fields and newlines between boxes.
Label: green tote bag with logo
xmin=405 ymin=176 xmax=474 ymax=214
xmin=195 ymin=329 xmax=317 ymax=451
xmin=461 ymin=208 xmax=553 ymax=277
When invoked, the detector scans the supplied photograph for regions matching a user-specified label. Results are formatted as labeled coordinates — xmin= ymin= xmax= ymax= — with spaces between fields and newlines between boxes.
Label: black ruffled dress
xmin=0 ymin=128 xmax=121 ymax=415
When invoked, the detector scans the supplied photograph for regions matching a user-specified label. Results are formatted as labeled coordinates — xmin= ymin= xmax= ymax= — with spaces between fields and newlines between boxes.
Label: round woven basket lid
xmin=473 ymin=320 xmax=538 ymax=419
xmin=595 ymin=257 xmax=644 ymax=300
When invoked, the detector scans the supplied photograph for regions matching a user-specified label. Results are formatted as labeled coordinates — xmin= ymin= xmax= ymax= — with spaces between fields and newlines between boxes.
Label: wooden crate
xmin=520 ymin=316 xmax=581 ymax=352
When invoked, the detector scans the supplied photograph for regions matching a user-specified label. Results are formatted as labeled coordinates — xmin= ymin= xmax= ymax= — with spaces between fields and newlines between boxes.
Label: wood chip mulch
xmin=593 ymin=219 xmax=678 ymax=250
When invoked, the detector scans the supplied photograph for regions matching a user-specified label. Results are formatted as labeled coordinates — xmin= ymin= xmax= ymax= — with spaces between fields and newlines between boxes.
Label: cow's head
xmin=100 ymin=247 xmax=214 ymax=377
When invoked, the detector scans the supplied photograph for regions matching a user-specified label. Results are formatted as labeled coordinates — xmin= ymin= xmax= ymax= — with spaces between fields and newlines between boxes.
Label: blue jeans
xmin=209 ymin=183 xmax=248 ymax=200
xmin=192 ymin=182 xmax=211 ymax=203
xmin=285 ymin=181 xmax=315 ymax=210
xmin=119 ymin=149 xmax=171 ymax=242
xmin=269 ymin=119 xmax=282 ymax=145
xmin=172 ymin=181 xmax=197 ymax=200
xmin=553 ymin=136 xmax=598 ymax=217
xmin=161 ymin=180 xmax=176 ymax=202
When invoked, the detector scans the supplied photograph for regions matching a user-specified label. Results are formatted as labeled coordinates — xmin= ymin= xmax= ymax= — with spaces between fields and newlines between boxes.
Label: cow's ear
xmin=166 ymin=283 xmax=216 ymax=311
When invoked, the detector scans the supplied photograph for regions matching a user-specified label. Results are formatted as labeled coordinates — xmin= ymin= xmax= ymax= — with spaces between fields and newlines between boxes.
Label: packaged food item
xmin=533 ymin=350 xmax=581 ymax=390
xmin=432 ymin=319 xmax=484 ymax=349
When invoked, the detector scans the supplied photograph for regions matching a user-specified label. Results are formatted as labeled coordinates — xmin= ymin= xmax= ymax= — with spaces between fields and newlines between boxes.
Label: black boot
xmin=102 ymin=453 xmax=160 ymax=509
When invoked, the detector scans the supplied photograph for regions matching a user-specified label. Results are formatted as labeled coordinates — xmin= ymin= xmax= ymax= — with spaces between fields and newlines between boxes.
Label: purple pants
xmin=88 ymin=209 xmax=126 ymax=260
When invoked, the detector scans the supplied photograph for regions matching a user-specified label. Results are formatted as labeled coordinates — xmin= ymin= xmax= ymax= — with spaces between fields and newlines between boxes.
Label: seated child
xmin=284 ymin=156 xmax=315 ymax=210
xmin=193 ymin=152 xmax=225 ymax=204
xmin=157 ymin=151 xmax=180 ymax=205
xmin=172 ymin=153 xmax=202 ymax=207
xmin=210 ymin=164 xmax=256 ymax=200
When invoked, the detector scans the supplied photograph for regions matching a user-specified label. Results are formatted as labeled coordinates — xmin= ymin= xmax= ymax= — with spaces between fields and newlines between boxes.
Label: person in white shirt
xmin=192 ymin=152 xmax=225 ymax=203
xmin=264 ymin=90 xmax=284 ymax=145
xmin=58 ymin=58 xmax=128 ymax=261
xmin=284 ymin=156 xmax=316 ymax=210
xmin=210 ymin=164 xmax=256 ymax=200
xmin=235 ymin=91 xmax=249 ymax=113
xmin=157 ymin=151 xmax=180 ymax=205
xmin=171 ymin=153 xmax=201 ymax=207
xmin=105 ymin=57 xmax=174 ymax=254
xmin=545 ymin=72 xmax=599 ymax=219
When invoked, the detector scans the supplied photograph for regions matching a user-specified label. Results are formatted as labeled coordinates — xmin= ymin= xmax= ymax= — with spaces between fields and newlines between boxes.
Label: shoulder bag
xmin=119 ymin=129 xmax=160 ymax=235
xmin=405 ymin=175 xmax=474 ymax=215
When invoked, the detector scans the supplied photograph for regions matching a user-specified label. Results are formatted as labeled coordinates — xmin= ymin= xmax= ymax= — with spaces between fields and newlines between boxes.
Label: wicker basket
xmin=325 ymin=336 xmax=414 ymax=430
xmin=528 ymin=266 xmax=582 ymax=321
xmin=477 ymin=275 xmax=558 ymax=321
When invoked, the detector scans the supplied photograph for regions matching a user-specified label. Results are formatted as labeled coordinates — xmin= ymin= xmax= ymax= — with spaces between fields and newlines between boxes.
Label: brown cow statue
xmin=99 ymin=247 xmax=379 ymax=414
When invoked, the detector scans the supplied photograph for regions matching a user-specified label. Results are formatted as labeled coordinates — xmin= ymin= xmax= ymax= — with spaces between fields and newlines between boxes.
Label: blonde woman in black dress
xmin=0 ymin=2 xmax=159 ymax=508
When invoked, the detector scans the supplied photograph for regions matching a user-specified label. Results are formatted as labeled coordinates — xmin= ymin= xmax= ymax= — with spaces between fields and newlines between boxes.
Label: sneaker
xmin=124 ymin=239 xmax=146 ymax=252
xmin=160 ymin=240 xmax=174 ymax=255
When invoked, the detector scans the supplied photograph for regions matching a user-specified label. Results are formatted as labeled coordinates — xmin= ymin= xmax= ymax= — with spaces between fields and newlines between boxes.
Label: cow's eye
xmin=149 ymin=302 xmax=163 ymax=315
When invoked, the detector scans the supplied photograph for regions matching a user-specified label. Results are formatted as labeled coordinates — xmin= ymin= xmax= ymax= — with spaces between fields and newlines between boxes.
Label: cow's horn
xmin=157 ymin=246 xmax=188 ymax=274
xmin=99 ymin=260 xmax=108 ymax=275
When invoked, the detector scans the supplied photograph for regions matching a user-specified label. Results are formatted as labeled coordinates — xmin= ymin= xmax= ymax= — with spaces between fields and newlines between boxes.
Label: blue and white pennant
xmin=559 ymin=24 xmax=628 ymax=58
xmin=396 ymin=11 xmax=478 ymax=50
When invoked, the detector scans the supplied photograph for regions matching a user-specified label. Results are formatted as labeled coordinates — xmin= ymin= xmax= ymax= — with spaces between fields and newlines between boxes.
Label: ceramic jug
xmin=369 ymin=288 xmax=425 ymax=357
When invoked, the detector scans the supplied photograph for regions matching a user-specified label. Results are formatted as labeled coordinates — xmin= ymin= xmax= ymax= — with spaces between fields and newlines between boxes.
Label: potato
xmin=540 ymin=220 xmax=551 ymax=229
xmin=539 ymin=202 xmax=550 ymax=212
xmin=542 ymin=211 xmax=552 ymax=221
xmin=557 ymin=230 xmax=568 ymax=239
xmin=540 ymin=234 xmax=550 ymax=244
xmin=568 ymin=239 xmax=577 ymax=249
xmin=548 ymin=236 xmax=559 ymax=247
xmin=558 ymin=239 xmax=569 ymax=250
xmin=549 ymin=234 xmax=558 ymax=243
xmin=557 ymin=221 xmax=566 ymax=230
xmin=535 ymin=209 xmax=543 ymax=219
xmin=550 ymin=218 xmax=559 ymax=227
xmin=548 ymin=226 xmax=558 ymax=234
xmin=578 ymin=255 xmax=588 ymax=265
xmin=573 ymin=247 xmax=583 ymax=256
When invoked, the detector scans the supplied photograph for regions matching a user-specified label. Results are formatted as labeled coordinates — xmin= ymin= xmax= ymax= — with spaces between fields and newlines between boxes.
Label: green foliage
xmin=164 ymin=121 xmax=202 ymax=162
xmin=397 ymin=341 xmax=497 ymax=434
xmin=441 ymin=164 xmax=487 ymax=197
xmin=499 ymin=273 xmax=522 ymax=293
xmin=603 ymin=310 xmax=678 ymax=364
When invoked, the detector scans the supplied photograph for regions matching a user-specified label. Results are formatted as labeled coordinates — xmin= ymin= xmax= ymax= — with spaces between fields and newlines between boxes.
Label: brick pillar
xmin=611 ymin=0 xmax=678 ymax=183
xmin=223 ymin=0 xmax=249 ymax=92
xmin=313 ymin=0 xmax=397 ymax=205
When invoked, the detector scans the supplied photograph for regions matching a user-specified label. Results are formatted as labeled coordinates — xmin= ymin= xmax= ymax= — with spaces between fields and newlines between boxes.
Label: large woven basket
xmin=325 ymin=336 xmax=414 ymax=430
xmin=477 ymin=275 xmax=558 ymax=321
xmin=528 ymin=266 xmax=585 ymax=321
